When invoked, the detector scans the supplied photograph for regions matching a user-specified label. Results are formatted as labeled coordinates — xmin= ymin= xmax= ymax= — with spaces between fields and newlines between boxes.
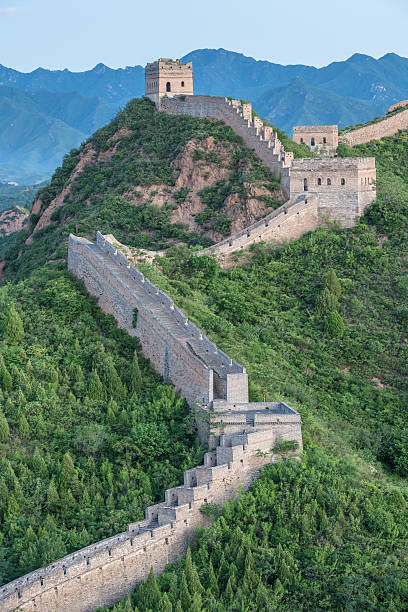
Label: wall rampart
xmin=0 ymin=421 xmax=301 ymax=612
xmin=340 ymin=108 xmax=408 ymax=146
xmin=289 ymin=157 xmax=376 ymax=228
xmin=159 ymin=96 xmax=291 ymax=196
xmin=198 ymin=194 xmax=318 ymax=260
xmin=68 ymin=233 xmax=247 ymax=406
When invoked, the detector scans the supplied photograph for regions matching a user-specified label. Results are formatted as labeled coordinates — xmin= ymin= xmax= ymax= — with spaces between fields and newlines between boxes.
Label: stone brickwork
xmin=292 ymin=125 xmax=338 ymax=155
xmin=67 ymin=232 xmax=247 ymax=406
xmin=145 ymin=58 xmax=193 ymax=107
xmin=0 ymin=233 xmax=302 ymax=612
xmin=388 ymin=100 xmax=408 ymax=113
xmin=289 ymin=157 xmax=376 ymax=227
xmin=0 ymin=417 xmax=301 ymax=612
xmin=340 ymin=108 xmax=408 ymax=146
xmin=159 ymin=96 xmax=292 ymax=196
xmin=199 ymin=194 xmax=319 ymax=261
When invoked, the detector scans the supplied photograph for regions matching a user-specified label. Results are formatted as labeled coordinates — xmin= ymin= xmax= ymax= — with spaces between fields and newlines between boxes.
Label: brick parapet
xmin=159 ymin=96 xmax=291 ymax=196
xmin=0 ymin=415 xmax=301 ymax=612
xmin=340 ymin=108 xmax=408 ymax=146
xmin=68 ymin=233 xmax=248 ymax=406
xmin=197 ymin=194 xmax=319 ymax=260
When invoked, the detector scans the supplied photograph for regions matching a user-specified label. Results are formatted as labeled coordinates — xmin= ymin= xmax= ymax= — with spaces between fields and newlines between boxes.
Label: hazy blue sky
xmin=0 ymin=0 xmax=407 ymax=72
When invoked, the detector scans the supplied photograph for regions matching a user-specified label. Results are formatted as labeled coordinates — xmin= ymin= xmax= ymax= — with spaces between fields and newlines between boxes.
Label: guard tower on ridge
xmin=145 ymin=58 xmax=193 ymax=106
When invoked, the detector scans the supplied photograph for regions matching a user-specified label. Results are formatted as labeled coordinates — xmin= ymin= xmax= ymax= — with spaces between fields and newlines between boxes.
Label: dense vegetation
xmin=3 ymin=97 xmax=282 ymax=281
xmin=0 ymin=268 xmax=203 ymax=584
xmin=2 ymin=100 xmax=408 ymax=609
xmin=98 ymin=131 xmax=408 ymax=610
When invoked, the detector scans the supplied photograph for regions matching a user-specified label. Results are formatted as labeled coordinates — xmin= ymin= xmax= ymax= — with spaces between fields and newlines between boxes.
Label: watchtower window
xmin=303 ymin=178 xmax=308 ymax=192
xmin=327 ymin=178 xmax=331 ymax=186
xmin=341 ymin=178 xmax=346 ymax=186
xmin=318 ymin=178 xmax=322 ymax=186
xmin=300 ymin=137 xmax=304 ymax=143
xmin=311 ymin=138 xmax=315 ymax=146
xmin=166 ymin=82 xmax=171 ymax=92
xmin=181 ymin=81 xmax=185 ymax=87
xmin=323 ymin=137 xmax=327 ymax=144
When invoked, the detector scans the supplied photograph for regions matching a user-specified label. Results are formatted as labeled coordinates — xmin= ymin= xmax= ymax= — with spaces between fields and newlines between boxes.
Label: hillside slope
xmin=100 ymin=135 xmax=408 ymax=610
xmin=1 ymin=104 xmax=408 ymax=610
xmin=1 ymin=97 xmax=285 ymax=280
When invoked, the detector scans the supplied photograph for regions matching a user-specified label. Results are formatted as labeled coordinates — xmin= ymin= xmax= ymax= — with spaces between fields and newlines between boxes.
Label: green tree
xmin=3 ymin=304 xmax=24 ymax=343
xmin=0 ymin=412 xmax=10 ymax=442
xmin=325 ymin=310 xmax=345 ymax=338
xmin=18 ymin=415 xmax=30 ymax=438
xmin=139 ymin=568 xmax=161 ymax=611
xmin=88 ymin=370 xmax=105 ymax=402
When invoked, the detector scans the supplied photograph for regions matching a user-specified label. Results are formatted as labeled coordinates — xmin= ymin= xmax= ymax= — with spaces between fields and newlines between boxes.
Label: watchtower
xmin=145 ymin=58 xmax=193 ymax=107
xmin=293 ymin=125 xmax=338 ymax=155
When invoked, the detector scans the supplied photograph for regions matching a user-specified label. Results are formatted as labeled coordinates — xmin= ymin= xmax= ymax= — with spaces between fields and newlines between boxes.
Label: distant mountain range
xmin=1 ymin=49 xmax=408 ymax=183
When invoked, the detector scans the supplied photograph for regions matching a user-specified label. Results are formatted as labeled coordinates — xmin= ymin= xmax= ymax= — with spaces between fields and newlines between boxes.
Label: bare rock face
xmin=25 ymin=133 xmax=284 ymax=246
xmin=123 ymin=137 xmax=284 ymax=242
xmin=26 ymin=146 xmax=97 ymax=245
xmin=0 ymin=207 xmax=29 ymax=237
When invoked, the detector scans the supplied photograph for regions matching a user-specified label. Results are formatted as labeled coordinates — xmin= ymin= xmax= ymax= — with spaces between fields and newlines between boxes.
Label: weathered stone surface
xmin=292 ymin=125 xmax=338 ymax=154
xmin=0 ymin=233 xmax=301 ymax=612
xmin=340 ymin=108 xmax=408 ymax=146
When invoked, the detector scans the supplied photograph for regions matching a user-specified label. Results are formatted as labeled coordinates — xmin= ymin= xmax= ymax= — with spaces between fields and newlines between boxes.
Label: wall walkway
xmin=340 ymin=108 xmax=408 ymax=147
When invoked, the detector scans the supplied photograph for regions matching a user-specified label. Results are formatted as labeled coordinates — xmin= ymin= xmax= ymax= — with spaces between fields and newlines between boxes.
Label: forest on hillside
xmin=1 ymin=99 xmax=408 ymax=610
xmin=99 ymin=132 xmax=408 ymax=610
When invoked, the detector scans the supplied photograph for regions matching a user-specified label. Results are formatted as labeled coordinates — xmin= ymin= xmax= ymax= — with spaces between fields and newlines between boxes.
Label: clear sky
xmin=0 ymin=0 xmax=407 ymax=72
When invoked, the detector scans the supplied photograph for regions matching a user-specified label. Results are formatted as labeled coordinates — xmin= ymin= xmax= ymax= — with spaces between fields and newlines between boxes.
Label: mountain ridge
xmin=2 ymin=48 xmax=408 ymax=182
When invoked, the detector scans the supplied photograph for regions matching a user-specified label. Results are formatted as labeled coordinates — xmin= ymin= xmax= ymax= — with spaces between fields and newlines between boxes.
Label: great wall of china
xmin=340 ymin=104 xmax=408 ymax=147
xmin=0 ymin=232 xmax=302 ymax=612
xmin=2 ymin=58 xmax=408 ymax=612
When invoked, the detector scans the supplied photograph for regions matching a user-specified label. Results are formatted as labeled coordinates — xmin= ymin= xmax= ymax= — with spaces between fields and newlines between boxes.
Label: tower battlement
xmin=145 ymin=58 xmax=193 ymax=106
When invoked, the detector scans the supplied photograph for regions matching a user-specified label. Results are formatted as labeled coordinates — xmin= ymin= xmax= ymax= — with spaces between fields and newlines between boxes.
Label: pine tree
xmin=0 ymin=412 xmax=10 ymax=442
xmin=0 ymin=356 xmax=12 ymax=391
xmin=130 ymin=350 xmax=142 ymax=392
xmin=88 ymin=370 xmax=105 ymax=401
xmin=140 ymin=567 xmax=161 ymax=610
xmin=158 ymin=593 xmax=173 ymax=612
xmin=3 ymin=304 xmax=24 ymax=343
xmin=255 ymin=581 xmax=270 ymax=610
xmin=325 ymin=269 xmax=341 ymax=299
xmin=46 ymin=479 xmax=59 ymax=510
xmin=167 ymin=572 xmax=179 ymax=605
xmin=18 ymin=414 xmax=30 ymax=438
xmin=179 ymin=571 xmax=191 ymax=610
xmin=325 ymin=310 xmax=345 ymax=338
xmin=207 ymin=561 xmax=219 ymax=597
xmin=105 ymin=355 xmax=126 ymax=400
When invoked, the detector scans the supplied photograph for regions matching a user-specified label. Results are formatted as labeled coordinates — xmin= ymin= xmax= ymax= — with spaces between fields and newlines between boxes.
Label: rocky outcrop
xmin=0 ymin=207 xmax=29 ymax=237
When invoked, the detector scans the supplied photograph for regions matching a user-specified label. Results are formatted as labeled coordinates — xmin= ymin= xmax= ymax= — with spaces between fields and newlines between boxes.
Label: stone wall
xmin=159 ymin=96 xmax=292 ymax=196
xmin=340 ymin=108 xmax=408 ymax=146
xmin=199 ymin=194 xmax=318 ymax=261
xmin=145 ymin=59 xmax=193 ymax=107
xmin=67 ymin=232 xmax=248 ymax=406
xmin=289 ymin=157 xmax=376 ymax=228
xmin=0 ymin=231 xmax=302 ymax=612
xmin=0 ymin=422 xmax=301 ymax=612
xmin=292 ymin=125 xmax=338 ymax=154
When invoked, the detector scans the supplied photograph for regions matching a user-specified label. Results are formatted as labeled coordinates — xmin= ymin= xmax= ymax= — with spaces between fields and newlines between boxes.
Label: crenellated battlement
xmin=0 ymin=418 xmax=301 ymax=611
